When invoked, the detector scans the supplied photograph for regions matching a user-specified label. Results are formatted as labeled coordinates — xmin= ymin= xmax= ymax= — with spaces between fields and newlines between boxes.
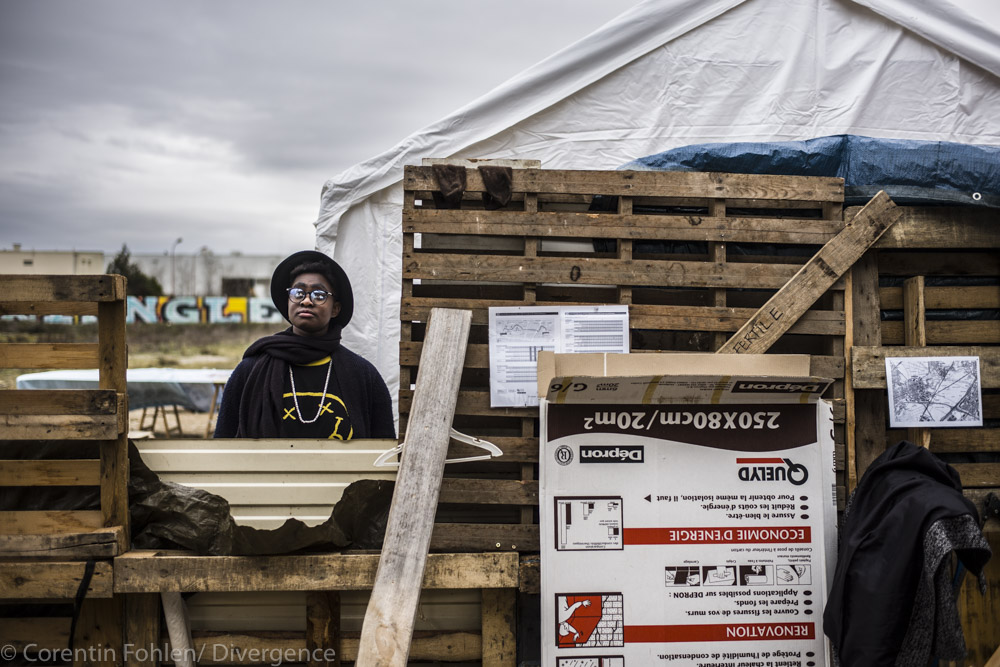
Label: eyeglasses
xmin=287 ymin=287 xmax=333 ymax=304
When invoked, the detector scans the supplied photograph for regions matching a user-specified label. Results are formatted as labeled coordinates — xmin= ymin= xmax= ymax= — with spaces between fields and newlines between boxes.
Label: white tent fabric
xmin=314 ymin=0 xmax=1000 ymax=421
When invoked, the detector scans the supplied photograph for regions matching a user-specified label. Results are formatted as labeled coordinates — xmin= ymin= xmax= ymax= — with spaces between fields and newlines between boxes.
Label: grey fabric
xmin=895 ymin=515 xmax=990 ymax=665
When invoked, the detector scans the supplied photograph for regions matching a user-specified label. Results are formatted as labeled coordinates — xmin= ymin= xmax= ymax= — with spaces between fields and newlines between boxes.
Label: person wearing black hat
xmin=214 ymin=250 xmax=395 ymax=440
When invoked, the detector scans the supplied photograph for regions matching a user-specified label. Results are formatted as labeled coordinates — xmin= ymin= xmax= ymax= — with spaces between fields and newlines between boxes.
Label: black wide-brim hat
xmin=270 ymin=250 xmax=354 ymax=329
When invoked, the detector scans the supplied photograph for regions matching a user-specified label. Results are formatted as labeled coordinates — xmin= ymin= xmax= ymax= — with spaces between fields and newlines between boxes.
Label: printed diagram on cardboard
xmin=885 ymin=356 xmax=983 ymax=427
xmin=556 ymin=594 xmax=624 ymax=648
xmin=557 ymin=657 xmax=625 ymax=667
xmin=776 ymin=564 xmax=812 ymax=585
xmin=556 ymin=497 xmax=623 ymax=551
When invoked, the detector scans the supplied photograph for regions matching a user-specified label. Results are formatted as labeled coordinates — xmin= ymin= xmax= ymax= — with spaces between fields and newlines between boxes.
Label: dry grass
xmin=0 ymin=321 xmax=282 ymax=389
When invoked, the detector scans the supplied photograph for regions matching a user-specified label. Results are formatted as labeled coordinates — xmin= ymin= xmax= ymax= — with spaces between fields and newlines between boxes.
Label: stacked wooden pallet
xmin=848 ymin=205 xmax=999 ymax=665
xmin=0 ymin=275 xmax=129 ymax=659
xmin=400 ymin=166 xmax=852 ymax=552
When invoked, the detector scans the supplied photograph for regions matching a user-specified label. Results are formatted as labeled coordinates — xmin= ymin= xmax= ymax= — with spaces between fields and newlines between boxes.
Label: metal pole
xmin=170 ymin=237 xmax=183 ymax=295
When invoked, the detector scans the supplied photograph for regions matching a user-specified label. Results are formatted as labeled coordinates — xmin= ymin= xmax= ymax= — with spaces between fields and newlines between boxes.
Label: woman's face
xmin=288 ymin=272 xmax=341 ymax=337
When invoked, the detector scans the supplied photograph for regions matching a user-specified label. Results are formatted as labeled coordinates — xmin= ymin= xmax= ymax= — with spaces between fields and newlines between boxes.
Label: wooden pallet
xmin=401 ymin=166 xmax=851 ymax=551
xmin=0 ymin=274 xmax=129 ymax=660
xmin=848 ymin=205 xmax=1000 ymax=665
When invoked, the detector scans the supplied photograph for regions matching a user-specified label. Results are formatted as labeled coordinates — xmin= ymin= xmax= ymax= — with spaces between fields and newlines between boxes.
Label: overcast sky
xmin=0 ymin=1 xmax=637 ymax=258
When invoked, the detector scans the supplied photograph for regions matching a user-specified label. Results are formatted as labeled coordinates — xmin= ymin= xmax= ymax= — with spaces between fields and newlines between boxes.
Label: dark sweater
xmin=215 ymin=345 xmax=395 ymax=440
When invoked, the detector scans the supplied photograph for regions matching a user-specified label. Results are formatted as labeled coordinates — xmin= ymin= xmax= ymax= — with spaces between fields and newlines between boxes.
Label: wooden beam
xmin=0 ymin=617 xmax=70 ymax=651
xmin=0 ymin=459 xmax=101 ymax=486
xmin=430 ymin=523 xmax=539 ymax=552
xmin=880 ymin=285 xmax=1000 ymax=310
xmin=853 ymin=346 xmax=1000 ymax=389
xmin=849 ymin=251 xmax=886 ymax=486
xmin=0 ymin=301 xmax=99 ymax=317
xmin=0 ymin=343 xmax=99 ymax=369
xmin=0 ymin=510 xmax=103 ymax=535
xmin=405 ymin=253 xmax=804 ymax=290
xmin=73 ymin=596 xmax=123 ymax=667
xmin=405 ymin=166 xmax=844 ymax=200
xmin=481 ymin=589 xmax=516 ymax=667
xmin=0 ymin=389 xmax=119 ymax=415
xmin=0 ymin=414 xmax=121 ymax=440
xmin=98 ymin=293 xmax=130 ymax=541
xmin=0 ymin=275 xmax=125 ymax=302
xmin=307 ymin=592 xmax=342 ymax=667
xmin=402 ymin=302 xmax=845 ymax=335
xmin=880 ymin=320 xmax=1000 ymax=345
xmin=869 ymin=205 xmax=1000 ymax=249
xmin=113 ymin=551 xmax=517 ymax=594
xmin=124 ymin=593 xmax=161 ymax=667
xmin=357 ymin=308 xmax=472 ymax=667
xmin=0 ymin=561 xmax=113 ymax=598
xmin=0 ymin=526 xmax=122 ymax=559
xmin=404 ymin=208 xmax=845 ymax=244
xmin=718 ymin=191 xmax=901 ymax=355
xmin=903 ymin=277 xmax=931 ymax=449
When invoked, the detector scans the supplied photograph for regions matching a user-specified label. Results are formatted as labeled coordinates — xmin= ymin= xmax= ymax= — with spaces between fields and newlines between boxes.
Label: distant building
xmin=130 ymin=248 xmax=282 ymax=297
xmin=1 ymin=244 xmax=281 ymax=297
xmin=0 ymin=244 xmax=104 ymax=275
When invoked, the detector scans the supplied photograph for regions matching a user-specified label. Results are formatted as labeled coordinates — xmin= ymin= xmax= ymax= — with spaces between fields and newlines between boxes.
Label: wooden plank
xmin=951 ymin=463 xmax=1000 ymax=488
xmin=0 ymin=459 xmax=101 ymax=486
xmin=159 ymin=478 xmax=533 ymax=508
xmin=438 ymin=479 xmax=538 ymax=506
xmin=481 ymin=588 xmax=516 ymax=667
xmin=0 ymin=561 xmax=112 ymax=598
xmin=98 ymin=294 xmax=130 ymax=540
xmin=0 ymin=389 xmax=119 ymax=415
xmin=404 ymin=166 xmax=845 ymax=201
xmin=881 ymin=321 xmax=1000 ymax=345
xmin=843 ymin=266 xmax=857 ymax=490
xmin=876 ymin=251 xmax=1000 ymax=276
xmin=0 ymin=414 xmax=120 ymax=439
xmin=869 ymin=206 xmax=1000 ymax=249
xmin=953 ymin=522 xmax=1000 ymax=667
xmin=73 ymin=596 xmax=123 ymax=667
xmin=357 ymin=308 xmax=472 ymax=667
xmin=405 ymin=253 xmax=804 ymax=290
xmin=402 ymin=301 xmax=845 ymax=335
xmin=899 ymin=428 xmax=999 ymax=453
xmin=0 ymin=343 xmax=99 ymax=369
xmin=430 ymin=524 xmax=539 ymax=552
xmin=124 ymin=593 xmax=160 ymax=667
xmin=0 ymin=274 xmax=125 ymax=302
xmin=113 ymin=552 xmax=518 ymax=593
xmin=880 ymin=285 xmax=1000 ymax=310
xmin=0 ymin=526 xmax=122 ymax=558
xmin=0 ymin=301 xmax=99 ymax=317
xmin=0 ymin=510 xmax=103 ymax=534
xmin=405 ymin=208 xmax=845 ymax=244
xmin=307 ymin=592 xmax=342 ymax=667
xmin=0 ymin=617 xmax=70 ymax=650
xmin=173 ymin=631 xmax=482 ymax=664
xmin=849 ymin=250 xmax=885 ymax=486
xmin=718 ymin=191 xmax=901 ymax=355
xmin=852 ymin=346 xmax=1000 ymax=389
xmin=903 ymin=276 xmax=931 ymax=449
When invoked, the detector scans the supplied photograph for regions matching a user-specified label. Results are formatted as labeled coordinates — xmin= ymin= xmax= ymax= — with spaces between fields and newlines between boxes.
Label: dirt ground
xmin=128 ymin=405 xmax=220 ymax=439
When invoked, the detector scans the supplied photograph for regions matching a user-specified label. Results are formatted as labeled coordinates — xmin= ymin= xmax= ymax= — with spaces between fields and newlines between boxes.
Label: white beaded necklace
xmin=288 ymin=357 xmax=333 ymax=424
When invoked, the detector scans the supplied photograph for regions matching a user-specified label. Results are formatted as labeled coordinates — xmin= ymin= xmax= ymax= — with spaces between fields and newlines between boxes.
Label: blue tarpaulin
xmin=623 ymin=135 xmax=1000 ymax=209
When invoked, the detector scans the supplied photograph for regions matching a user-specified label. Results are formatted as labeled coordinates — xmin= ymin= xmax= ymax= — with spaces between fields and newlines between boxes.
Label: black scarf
xmin=236 ymin=326 xmax=342 ymax=437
